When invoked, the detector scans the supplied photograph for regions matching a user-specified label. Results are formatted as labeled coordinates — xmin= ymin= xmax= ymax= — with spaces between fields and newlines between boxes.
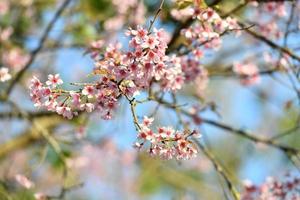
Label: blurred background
xmin=0 ymin=0 xmax=300 ymax=199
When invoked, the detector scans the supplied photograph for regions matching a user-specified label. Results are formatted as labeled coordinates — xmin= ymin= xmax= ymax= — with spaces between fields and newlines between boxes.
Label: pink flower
xmin=241 ymin=173 xmax=300 ymax=200
xmin=0 ymin=67 xmax=11 ymax=82
xmin=15 ymin=174 xmax=34 ymax=189
xmin=70 ymin=91 xmax=81 ymax=108
xmin=2 ymin=48 xmax=29 ymax=70
xmin=136 ymin=116 xmax=200 ymax=160
xmin=46 ymin=74 xmax=63 ymax=87
xmin=56 ymin=106 xmax=74 ymax=119
xmin=142 ymin=35 xmax=159 ymax=49
xmin=82 ymin=85 xmax=95 ymax=98
xmin=143 ymin=116 xmax=154 ymax=126
xmin=80 ymin=103 xmax=95 ymax=113
xmin=44 ymin=99 xmax=57 ymax=111
xmin=199 ymin=8 xmax=220 ymax=22
xmin=0 ymin=0 xmax=9 ymax=15
xmin=130 ymin=25 xmax=148 ymax=40
xmin=158 ymin=126 xmax=175 ymax=138
xmin=233 ymin=62 xmax=260 ymax=85
xmin=29 ymin=76 xmax=42 ymax=89
xmin=264 ymin=2 xmax=287 ymax=17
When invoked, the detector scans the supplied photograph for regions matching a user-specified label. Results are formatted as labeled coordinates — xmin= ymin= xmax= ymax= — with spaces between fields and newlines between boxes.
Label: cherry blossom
xmin=241 ymin=173 xmax=300 ymax=200
xmin=135 ymin=116 xmax=200 ymax=160
xmin=263 ymin=2 xmax=287 ymax=17
xmin=0 ymin=67 xmax=12 ymax=82
xmin=56 ymin=106 xmax=75 ymax=119
xmin=46 ymin=74 xmax=63 ymax=88
xmin=28 ymin=23 xmax=209 ymax=161
xmin=180 ymin=7 xmax=240 ymax=51
xmin=2 ymin=48 xmax=29 ymax=70
xmin=248 ymin=1 xmax=288 ymax=40
xmin=233 ymin=62 xmax=260 ymax=85
xmin=2 ymin=0 xmax=300 ymax=198
xmin=82 ymin=85 xmax=96 ymax=98
xmin=15 ymin=174 xmax=35 ymax=189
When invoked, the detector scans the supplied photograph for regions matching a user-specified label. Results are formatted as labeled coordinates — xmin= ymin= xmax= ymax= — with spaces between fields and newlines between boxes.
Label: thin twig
xmin=195 ymin=140 xmax=240 ymax=200
xmin=152 ymin=97 xmax=300 ymax=155
xmin=147 ymin=0 xmax=165 ymax=33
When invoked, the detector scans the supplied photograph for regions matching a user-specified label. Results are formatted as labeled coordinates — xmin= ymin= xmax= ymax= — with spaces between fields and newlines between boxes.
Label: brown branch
xmin=147 ymin=0 xmax=165 ymax=33
xmin=165 ymin=0 xmax=224 ymax=51
xmin=0 ymin=117 xmax=63 ymax=158
xmin=241 ymin=26 xmax=300 ymax=62
xmin=0 ymin=111 xmax=58 ymax=119
xmin=152 ymin=97 xmax=300 ymax=155
xmin=201 ymin=118 xmax=299 ymax=154
xmin=208 ymin=68 xmax=279 ymax=78
xmin=167 ymin=0 xmax=247 ymax=54
xmin=167 ymin=17 xmax=194 ymax=53
xmin=195 ymin=140 xmax=240 ymax=200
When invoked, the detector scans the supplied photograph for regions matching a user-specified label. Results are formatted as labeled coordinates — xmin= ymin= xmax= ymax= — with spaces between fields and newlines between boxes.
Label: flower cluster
xmin=181 ymin=8 xmax=240 ymax=51
xmin=29 ymin=73 xmax=121 ymax=120
xmin=259 ymin=1 xmax=287 ymax=17
xmin=94 ymin=26 xmax=184 ymax=92
xmin=249 ymin=1 xmax=287 ymax=40
xmin=134 ymin=116 xmax=200 ymax=160
xmin=30 ymin=26 xmax=208 ymax=121
xmin=241 ymin=173 xmax=300 ymax=200
xmin=233 ymin=62 xmax=260 ymax=85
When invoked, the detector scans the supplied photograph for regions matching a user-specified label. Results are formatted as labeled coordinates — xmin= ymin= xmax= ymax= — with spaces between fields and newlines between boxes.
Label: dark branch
xmin=4 ymin=0 xmax=72 ymax=99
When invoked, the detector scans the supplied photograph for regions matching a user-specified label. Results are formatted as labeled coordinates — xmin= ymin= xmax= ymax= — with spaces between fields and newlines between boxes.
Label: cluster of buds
xmin=242 ymin=173 xmax=300 ymax=200
xmin=134 ymin=116 xmax=200 ymax=160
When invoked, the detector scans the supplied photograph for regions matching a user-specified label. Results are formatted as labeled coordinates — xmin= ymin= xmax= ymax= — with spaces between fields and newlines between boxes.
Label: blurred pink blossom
xmin=0 ymin=67 xmax=11 ymax=82
xmin=2 ymin=48 xmax=29 ymax=70
xmin=15 ymin=174 xmax=35 ymax=189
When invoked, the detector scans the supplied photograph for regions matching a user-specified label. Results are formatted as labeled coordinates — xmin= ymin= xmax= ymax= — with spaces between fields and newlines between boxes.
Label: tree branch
xmin=3 ymin=0 xmax=72 ymax=99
